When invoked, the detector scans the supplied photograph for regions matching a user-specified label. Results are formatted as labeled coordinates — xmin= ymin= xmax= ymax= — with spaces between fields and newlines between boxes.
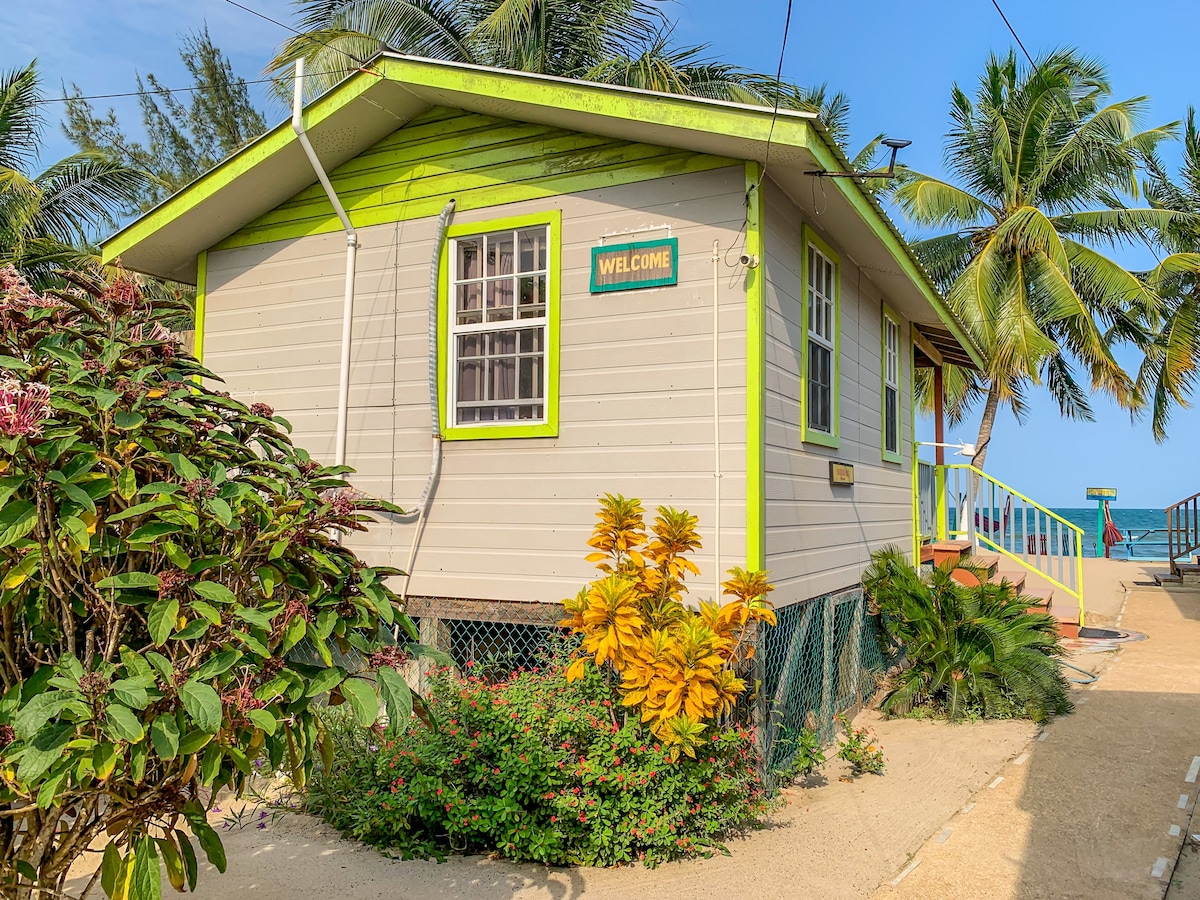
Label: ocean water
xmin=1049 ymin=507 xmax=1172 ymax=560
xmin=948 ymin=507 xmax=1172 ymax=559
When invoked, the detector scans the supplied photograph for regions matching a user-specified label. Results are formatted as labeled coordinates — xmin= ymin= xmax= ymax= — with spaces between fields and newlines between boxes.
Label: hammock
xmin=975 ymin=494 xmax=1013 ymax=534
xmin=1101 ymin=499 xmax=1123 ymax=559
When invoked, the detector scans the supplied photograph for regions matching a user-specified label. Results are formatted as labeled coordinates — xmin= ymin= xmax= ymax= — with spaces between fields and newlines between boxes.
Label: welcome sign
xmin=590 ymin=238 xmax=679 ymax=293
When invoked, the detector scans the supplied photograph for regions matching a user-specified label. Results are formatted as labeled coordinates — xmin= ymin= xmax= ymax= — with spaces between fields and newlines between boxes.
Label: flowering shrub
xmin=0 ymin=268 xmax=428 ymax=899
xmin=834 ymin=716 xmax=886 ymax=777
xmin=308 ymin=651 xmax=775 ymax=867
xmin=560 ymin=495 xmax=776 ymax=759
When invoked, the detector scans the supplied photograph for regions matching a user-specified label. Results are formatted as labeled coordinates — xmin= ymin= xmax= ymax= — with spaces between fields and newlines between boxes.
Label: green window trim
xmin=881 ymin=303 xmax=903 ymax=465
xmin=800 ymin=224 xmax=840 ymax=450
xmin=437 ymin=208 xmax=562 ymax=441
xmin=193 ymin=250 xmax=207 ymax=380
xmin=744 ymin=163 xmax=766 ymax=572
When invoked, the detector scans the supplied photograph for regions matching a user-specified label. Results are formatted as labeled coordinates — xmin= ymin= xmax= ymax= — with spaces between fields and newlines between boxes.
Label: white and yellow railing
xmin=917 ymin=463 xmax=1085 ymax=618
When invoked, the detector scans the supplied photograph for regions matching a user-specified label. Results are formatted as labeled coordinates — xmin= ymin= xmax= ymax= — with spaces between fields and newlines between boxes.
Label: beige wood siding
xmin=761 ymin=179 xmax=914 ymax=605
xmin=204 ymin=165 xmax=748 ymax=604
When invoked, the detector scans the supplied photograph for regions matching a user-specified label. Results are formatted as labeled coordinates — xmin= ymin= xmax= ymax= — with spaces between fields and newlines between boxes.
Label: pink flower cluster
xmin=0 ymin=379 xmax=51 ymax=437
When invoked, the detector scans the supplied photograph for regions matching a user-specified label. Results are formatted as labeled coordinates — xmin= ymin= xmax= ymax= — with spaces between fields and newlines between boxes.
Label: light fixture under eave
xmin=806 ymin=136 xmax=912 ymax=179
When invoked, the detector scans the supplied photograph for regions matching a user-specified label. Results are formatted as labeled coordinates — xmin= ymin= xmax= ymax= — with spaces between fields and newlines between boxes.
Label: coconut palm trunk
xmin=969 ymin=382 xmax=1002 ymax=471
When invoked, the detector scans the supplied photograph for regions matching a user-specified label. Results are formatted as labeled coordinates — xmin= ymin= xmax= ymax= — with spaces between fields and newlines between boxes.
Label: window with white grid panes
xmin=806 ymin=244 xmax=836 ymax=434
xmin=450 ymin=225 xmax=549 ymax=425
xmin=883 ymin=313 xmax=900 ymax=456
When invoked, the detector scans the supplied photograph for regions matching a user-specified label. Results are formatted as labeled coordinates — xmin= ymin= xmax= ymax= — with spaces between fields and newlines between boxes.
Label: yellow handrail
xmin=939 ymin=463 xmax=1085 ymax=626
xmin=944 ymin=464 xmax=1084 ymax=539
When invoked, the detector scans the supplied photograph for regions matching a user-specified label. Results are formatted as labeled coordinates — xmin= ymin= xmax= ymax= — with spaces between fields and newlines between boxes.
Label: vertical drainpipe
xmin=292 ymin=59 xmax=359 ymax=468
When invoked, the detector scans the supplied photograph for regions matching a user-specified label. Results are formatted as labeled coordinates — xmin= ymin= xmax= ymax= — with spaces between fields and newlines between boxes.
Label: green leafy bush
xmin=0 ymin=268 xmax=427 ymax=899
xmin=309 ymin=650 xmax=775 ymax=867
xmin=863 ymin=547 xmax=1072 ymax=723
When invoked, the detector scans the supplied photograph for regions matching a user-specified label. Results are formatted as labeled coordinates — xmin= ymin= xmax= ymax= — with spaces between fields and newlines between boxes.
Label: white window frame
xmin=447 ymin=224 xmax=551 ymax=430
xmin=806 ymin=242 xmax=837 ymax=437
xmin=883 ymin=312 xmax=901 ymax=459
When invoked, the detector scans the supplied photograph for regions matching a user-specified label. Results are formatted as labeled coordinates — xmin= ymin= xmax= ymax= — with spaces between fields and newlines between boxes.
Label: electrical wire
xmin=758 ymin=0 xmax=794 ymax=188
xmin=986 ymin=0 xmax=1162 ymax=263
xmin=219 ymin=0 xmax=370 ymax=68
xmin=33 ymin=72 xmax=346 ymax=106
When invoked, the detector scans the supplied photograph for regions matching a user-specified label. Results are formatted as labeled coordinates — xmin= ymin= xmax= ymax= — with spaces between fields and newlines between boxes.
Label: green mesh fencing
xmin=293 ymin=588 xmax=891 ymax=793
xmin=755 ymin=586 xmax=894 ymax=787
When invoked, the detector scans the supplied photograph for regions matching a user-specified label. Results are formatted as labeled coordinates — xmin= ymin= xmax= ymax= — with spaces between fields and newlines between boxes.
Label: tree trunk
xmin=971 ymin=380 xmax=1002 ymax=470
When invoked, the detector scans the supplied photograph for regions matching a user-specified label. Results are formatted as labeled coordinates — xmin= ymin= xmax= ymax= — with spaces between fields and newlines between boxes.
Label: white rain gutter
xmin=292 ymin=59 xmax=358 ymax=468
xmin=712 ymin=240 xmax=722 ymax=597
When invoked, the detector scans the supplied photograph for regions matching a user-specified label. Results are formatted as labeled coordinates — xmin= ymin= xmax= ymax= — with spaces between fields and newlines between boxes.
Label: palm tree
xmin=894 ymin=49 xmax=1185 ymax=468
xmin=0 ymin=62 xmax=147 ymax=287
xmin=1138 ymin=109 xmax=1200 ymax=440
xmin=268 ymin=0 xmax=852 ymax=142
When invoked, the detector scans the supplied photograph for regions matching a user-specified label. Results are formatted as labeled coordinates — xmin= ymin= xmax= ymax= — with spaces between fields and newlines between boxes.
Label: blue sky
xmin=4 ymin=0 xmax=1196 ymax=508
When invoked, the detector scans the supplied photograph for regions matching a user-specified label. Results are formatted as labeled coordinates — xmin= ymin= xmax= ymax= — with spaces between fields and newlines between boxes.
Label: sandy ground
xmin=873 ymin=578 xmax=1200 ymax=900
xmin=64 ymin=718 xmax=1033 ymax=900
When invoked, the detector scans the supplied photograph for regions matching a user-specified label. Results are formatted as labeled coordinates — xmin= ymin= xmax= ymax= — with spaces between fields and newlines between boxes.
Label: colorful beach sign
xmin=1086 ymin=487 xmax=1117 ymax=500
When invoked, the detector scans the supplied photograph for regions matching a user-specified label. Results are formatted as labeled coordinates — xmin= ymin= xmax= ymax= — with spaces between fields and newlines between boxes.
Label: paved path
xmin=874 ymin=584 xmax=1200 ymax=900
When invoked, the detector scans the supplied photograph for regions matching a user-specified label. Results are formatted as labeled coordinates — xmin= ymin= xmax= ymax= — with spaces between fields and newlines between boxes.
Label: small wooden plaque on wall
xmin=829 ymin=462 xmax=855 ymax=485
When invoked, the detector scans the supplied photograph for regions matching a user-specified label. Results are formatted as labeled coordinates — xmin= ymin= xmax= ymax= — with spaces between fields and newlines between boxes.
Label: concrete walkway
xmin=873 ymin=576 xmax=1200 ymax=899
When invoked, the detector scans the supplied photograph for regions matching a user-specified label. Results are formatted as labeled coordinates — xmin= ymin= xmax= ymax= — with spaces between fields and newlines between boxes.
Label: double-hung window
xmin=882 ymin=312 xmax=901 ymax=461
xmin=804 ymin=230 xmax=839 ymax=445
xmin=443 ymin=211 xmax=560 ymax=439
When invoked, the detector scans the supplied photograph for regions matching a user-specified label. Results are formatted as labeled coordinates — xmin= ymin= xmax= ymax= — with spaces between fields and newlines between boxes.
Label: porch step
xmin=931 ymin=540 xmax=973 ymax=569
xmin=1050 ymin=603 xmax=1081 ymax=639
xmin=1022 ymin=586 xmax=1054 ymax=610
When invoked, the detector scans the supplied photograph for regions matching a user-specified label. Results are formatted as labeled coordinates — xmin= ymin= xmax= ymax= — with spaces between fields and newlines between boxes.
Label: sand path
xmin=874 ymin=581 xmax=1200 ymax=899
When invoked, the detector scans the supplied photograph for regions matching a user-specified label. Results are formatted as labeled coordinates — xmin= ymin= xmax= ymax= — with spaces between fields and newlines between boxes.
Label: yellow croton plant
xmin=561 ymin=494 xmax=776 ymax=757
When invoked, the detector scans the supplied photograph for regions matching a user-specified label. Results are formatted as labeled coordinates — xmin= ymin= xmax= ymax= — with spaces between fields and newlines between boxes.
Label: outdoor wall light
xmin=917 ymin=440 xmax=977 ymax=457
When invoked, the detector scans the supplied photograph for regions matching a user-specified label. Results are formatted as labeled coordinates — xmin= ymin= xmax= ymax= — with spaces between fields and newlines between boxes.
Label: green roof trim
xmin=101 ymin=69 xmax=381 ymax=265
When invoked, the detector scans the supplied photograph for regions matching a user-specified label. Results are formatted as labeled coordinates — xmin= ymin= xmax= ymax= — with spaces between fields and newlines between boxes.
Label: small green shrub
xmin=834 ymin=715 xmax=885 ymax=777
xmin=863 ymin=547 xmax=1072 ymax=723
xmin=308 ymin=652 xmax=775 ymax=867
xmin=770 ymin=726 xmax=826 ymax=785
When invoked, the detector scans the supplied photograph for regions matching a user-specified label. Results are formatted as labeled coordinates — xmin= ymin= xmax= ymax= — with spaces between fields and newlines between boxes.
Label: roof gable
xmin=217 ymin=105 xmax=734 ymax=251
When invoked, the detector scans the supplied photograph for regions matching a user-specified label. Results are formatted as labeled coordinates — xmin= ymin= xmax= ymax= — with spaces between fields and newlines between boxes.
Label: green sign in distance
xmin=1086 ymin=488 xmax=1117 ymax=500
xmin=590 ymin=237 xmax=679 ymax=293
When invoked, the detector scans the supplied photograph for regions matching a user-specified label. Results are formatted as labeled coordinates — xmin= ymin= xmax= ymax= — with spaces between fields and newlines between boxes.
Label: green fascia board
xmin=100 ymin=68 xmax=380 ymax=266
xmin=375 ymin=56 xmax=812 ymax=148
xmin=799 ymin=129 xmax=987 ymax=371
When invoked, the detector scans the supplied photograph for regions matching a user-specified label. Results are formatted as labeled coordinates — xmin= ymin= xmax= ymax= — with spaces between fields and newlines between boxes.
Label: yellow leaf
xmin=565 ymin=657 xmax=587 ymax=682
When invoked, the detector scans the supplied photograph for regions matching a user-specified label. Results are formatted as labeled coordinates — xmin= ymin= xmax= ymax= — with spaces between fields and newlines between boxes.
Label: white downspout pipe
xmin=712 ymin=240 xmax=722 ymax=598
xmin=400 ymin=199 xmax=456 ymax=605
xmin=293 ymin=59 xmax=358 ymax=468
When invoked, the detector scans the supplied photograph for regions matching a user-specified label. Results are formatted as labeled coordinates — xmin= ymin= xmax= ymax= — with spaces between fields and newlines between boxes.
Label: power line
xmin=34 ymin=72 xmax=344 ymax=107
xmin=219 ymin=0 xmax=376 ymax=71
xmin=758 ymin=0 xmax=794 ymax=186
xmin=986 ymin=0 xmax=1163 ymax=263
